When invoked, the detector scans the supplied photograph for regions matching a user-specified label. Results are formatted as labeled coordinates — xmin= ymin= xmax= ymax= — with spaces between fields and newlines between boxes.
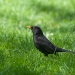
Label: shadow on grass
xmin=0 ymin=65 xmax=38 ymax=75
xmin=33 ymin=2 xmax=75 ymax=21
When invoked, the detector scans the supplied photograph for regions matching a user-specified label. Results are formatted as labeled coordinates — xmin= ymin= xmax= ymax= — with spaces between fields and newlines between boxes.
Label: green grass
xmin=0 ymin=0 xmax=75 ymax=75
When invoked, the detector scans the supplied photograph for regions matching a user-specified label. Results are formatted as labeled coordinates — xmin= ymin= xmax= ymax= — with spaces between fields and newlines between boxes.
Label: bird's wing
xmin=35 ymin=36 xmax=56 ymax=53
xmin=36 ymin=36 xmax=72 ymax=53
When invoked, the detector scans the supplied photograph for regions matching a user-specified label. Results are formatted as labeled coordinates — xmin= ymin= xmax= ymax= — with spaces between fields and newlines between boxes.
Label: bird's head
xmin=27 ymin=26 xmax=43 ymax=35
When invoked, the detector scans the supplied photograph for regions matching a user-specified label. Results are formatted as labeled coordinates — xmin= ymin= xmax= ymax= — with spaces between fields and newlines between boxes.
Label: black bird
xmin=27 ymin=26 xmax=75 ymax=56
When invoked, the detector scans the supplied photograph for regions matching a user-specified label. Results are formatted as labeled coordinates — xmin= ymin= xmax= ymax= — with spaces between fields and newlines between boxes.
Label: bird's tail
xmin=56 ymin=47 xmax=75 ymax=54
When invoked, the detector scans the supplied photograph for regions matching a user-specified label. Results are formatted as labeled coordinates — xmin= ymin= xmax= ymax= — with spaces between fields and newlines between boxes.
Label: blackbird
xmin=27 ymin=26 xmax=75 ymax=56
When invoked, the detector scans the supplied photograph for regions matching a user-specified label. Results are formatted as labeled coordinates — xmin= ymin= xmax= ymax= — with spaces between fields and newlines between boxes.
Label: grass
xmin=0 ymin=0 xmax=75 ymax=75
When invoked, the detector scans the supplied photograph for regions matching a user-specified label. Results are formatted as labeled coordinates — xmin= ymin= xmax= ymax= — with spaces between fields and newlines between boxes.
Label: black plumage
xmin=27 ymin=26 xmax=75 ymax=56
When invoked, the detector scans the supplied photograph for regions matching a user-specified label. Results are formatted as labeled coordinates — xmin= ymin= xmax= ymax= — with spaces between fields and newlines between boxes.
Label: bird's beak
xmin=26 ymin=26 xmax=31 ymax=29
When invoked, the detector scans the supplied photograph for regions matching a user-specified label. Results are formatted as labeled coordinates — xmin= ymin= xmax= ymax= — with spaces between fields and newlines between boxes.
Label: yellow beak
xmin=26 ymin=26 xmax=31 ymax=29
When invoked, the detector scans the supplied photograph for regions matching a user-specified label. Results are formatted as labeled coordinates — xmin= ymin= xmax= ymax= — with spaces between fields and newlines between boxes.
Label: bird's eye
xmin=31 ymin=27 xmax=33 ymax=30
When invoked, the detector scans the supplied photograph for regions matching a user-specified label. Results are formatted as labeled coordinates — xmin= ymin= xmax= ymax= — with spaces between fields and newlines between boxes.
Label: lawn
xmin=0 ymin=0 xmax=75 ymax=75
